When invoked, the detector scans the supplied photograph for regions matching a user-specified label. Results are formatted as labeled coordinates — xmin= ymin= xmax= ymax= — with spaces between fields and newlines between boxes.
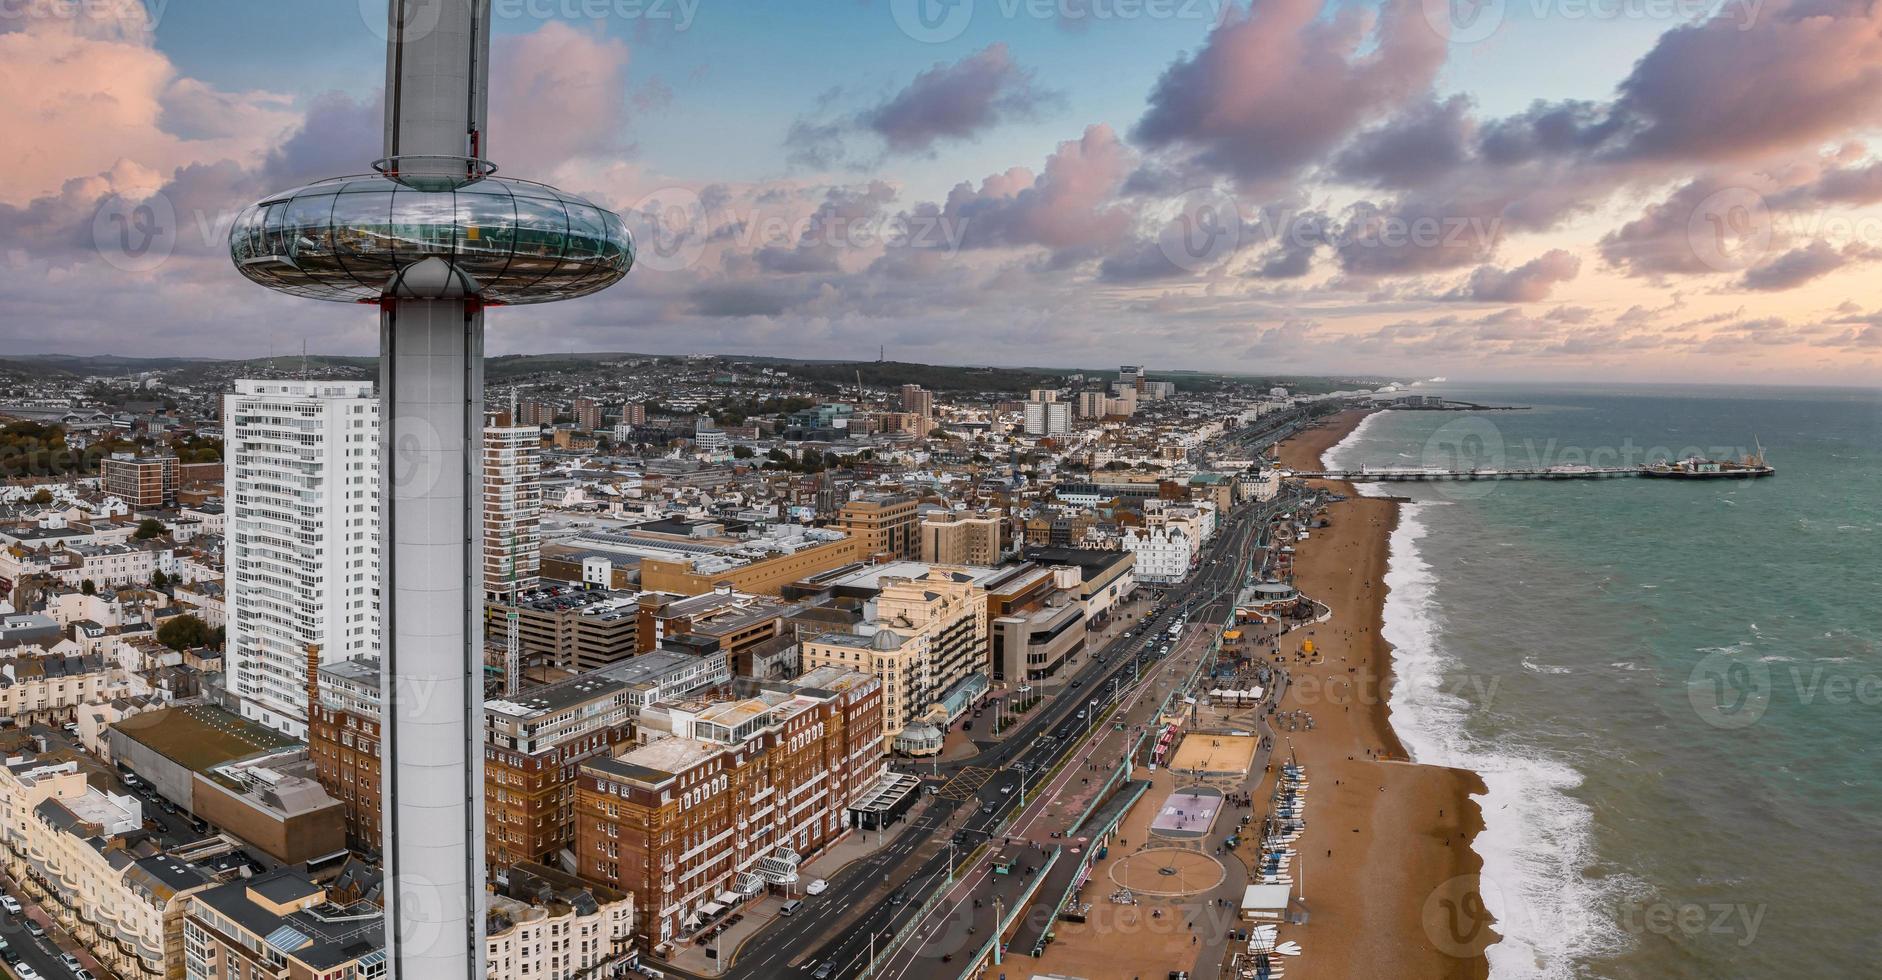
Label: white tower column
xmin=379 ymin=3 xmax=491 ymax=977
xmin=380 ymin=294 xmax=486 ymax=978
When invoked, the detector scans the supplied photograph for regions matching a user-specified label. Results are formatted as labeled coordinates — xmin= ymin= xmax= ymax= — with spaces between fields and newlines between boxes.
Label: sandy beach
xmin=1251 ymin=409 xmax=1495 ymax=979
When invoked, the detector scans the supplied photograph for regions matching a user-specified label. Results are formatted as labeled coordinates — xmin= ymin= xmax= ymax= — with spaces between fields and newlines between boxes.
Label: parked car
xmin=0 ymin=895 xmax=19 ymax=914
xmin=25 ymin=920 xmax=44 ymax=937
xmin=60 ymin=954 xmax=82 ymax=971
xmin=779 ymin=900 xmax=802 ymax=916
xmin=16 ymin=963 xmax=41 ymax=980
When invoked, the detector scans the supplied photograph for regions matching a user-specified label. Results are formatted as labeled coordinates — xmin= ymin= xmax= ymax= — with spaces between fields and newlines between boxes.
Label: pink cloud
xmin=1132 ymin=0 xmax=1446 ymax=188
xmin=489 ymin=22 xmax=634 ymax=176
xmin=935 ymin=124 xmax=1136 ymax=258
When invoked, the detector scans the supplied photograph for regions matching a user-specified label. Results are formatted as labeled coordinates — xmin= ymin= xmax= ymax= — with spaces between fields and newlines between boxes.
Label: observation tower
xmin=228 ymin=2 xmax=632 ymax=976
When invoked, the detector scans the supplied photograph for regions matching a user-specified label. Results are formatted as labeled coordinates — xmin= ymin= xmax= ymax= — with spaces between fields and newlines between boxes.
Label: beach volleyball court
xmin=1167 ymin=732 xmax=1261 ymax=776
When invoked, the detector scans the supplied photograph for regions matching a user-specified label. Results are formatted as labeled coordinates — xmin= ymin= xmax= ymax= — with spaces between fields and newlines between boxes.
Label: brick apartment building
xmin=100 ymin=454 xmax=179 ymax=510
xmin=305 ymin=657 xmax=383 ymax=853
xmin=574 ymin=667 xmax=889 ymax=951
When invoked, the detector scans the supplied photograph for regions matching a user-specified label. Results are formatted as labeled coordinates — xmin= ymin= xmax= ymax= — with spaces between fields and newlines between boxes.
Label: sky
xmin=3 ymin=0 xmax=1881 ymax=384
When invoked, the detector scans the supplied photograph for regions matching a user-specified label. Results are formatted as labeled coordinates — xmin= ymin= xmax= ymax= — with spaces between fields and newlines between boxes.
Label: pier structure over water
xmin=1293 ymin=466 xmax=1641 ymax=482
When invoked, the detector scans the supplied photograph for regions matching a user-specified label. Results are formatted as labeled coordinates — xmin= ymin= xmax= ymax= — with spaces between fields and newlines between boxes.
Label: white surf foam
xmin=1320 ymin=408 xmax=1386 ymax=471
xmin=1370 ymin=491 xmax=1635 ymax=978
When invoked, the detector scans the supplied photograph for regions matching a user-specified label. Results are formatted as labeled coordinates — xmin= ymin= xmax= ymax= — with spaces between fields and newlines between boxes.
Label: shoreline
xmin=1264 ymin=409 xmax=1495 ymax=979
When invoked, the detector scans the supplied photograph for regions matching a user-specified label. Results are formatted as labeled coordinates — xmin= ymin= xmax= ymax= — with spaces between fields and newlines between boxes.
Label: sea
xmin=1322 ymin=382 xmax=1882 ymax=979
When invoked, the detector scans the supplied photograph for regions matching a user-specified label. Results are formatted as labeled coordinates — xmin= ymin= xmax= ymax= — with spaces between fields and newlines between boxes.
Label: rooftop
xmin=190 ymin=870 xmax=383 ymax=971
xmin=111 ymin=704 xmax=299 ymax=773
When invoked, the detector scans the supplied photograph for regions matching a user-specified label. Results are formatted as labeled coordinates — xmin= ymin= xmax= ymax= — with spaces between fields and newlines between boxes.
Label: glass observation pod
xmin=229 ymin=172 xmax=634 ymax=304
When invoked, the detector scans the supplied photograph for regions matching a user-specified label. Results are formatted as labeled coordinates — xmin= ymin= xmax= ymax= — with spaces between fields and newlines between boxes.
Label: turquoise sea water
xmin=1324 ymin=383 xmax=1882 ymax=979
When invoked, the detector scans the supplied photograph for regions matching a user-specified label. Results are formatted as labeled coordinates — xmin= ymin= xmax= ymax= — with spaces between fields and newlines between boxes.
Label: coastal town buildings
xmin=836 ymin=493 xmax=919 ymax=559
xmin=920 ymin=510 xmax=1004 ymax=565
xmin=222 ymin=379 xmax=378 ymax=737
xmin=573 ymin=667 xmax=888 ymax=951
xmin=100 ymin=453 xmax=179 ymax=510
xmin=486 ymin=863 xmax=636 ymax=979
xmin=484 ymin=416 xmax=542 ymax=601
xmin=307 ymin=656 xmax=384 ymax=853
xmin=0 ymin=752 xmax=215 ymax=980
xmin=484 ymin=673 xmax=638 ymax=872
xmin=182 ymin=869 xmax=385 ymax=980
xmin=799 ymin=569 xmax=988 ymax=749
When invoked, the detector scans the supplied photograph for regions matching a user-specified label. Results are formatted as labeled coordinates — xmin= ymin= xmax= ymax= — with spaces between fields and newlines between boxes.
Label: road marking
xmin=935 ymin=766 xmax=995 ymax=801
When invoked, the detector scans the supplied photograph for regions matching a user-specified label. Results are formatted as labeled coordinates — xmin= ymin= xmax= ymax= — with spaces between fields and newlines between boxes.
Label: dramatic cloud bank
xmin=4 ymin=0 xmax=1881 ymax=382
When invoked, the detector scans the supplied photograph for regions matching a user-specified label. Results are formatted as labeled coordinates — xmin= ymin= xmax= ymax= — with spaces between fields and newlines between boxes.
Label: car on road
xmin=812 ymin=963 xmax=836 ymax=979
xmin=1000 ymin=784 xmax=1013 ymax=795
xmin=805 ymin=879 xmax=828 ymax=896
xmin=888 ymin=890 xmax=907 ymax=906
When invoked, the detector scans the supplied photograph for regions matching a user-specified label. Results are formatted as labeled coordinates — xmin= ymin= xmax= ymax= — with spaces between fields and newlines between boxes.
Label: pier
xmin=1293 ymin=466 xmax=1640 ymax=482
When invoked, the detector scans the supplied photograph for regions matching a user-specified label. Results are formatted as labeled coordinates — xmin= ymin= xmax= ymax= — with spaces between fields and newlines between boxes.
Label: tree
xmin=157 ymin=614 xmax=212 ymax=651
xmin=80 ymin=579 xmax=97 ymax=596
xmin=133 ymin=518 xmax=167 ymax=540
xmin=732 ymin=445 xmax=755 ymax=460
xmin=151 ymin=570 xmax=169 ymax=590
xmin=28 ymin=488 xmax=52 ymax=505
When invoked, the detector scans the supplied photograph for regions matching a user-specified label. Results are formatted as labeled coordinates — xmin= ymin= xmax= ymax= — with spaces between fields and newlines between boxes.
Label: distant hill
xmin=0 ymin=351 xmax=1383 ymax=395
